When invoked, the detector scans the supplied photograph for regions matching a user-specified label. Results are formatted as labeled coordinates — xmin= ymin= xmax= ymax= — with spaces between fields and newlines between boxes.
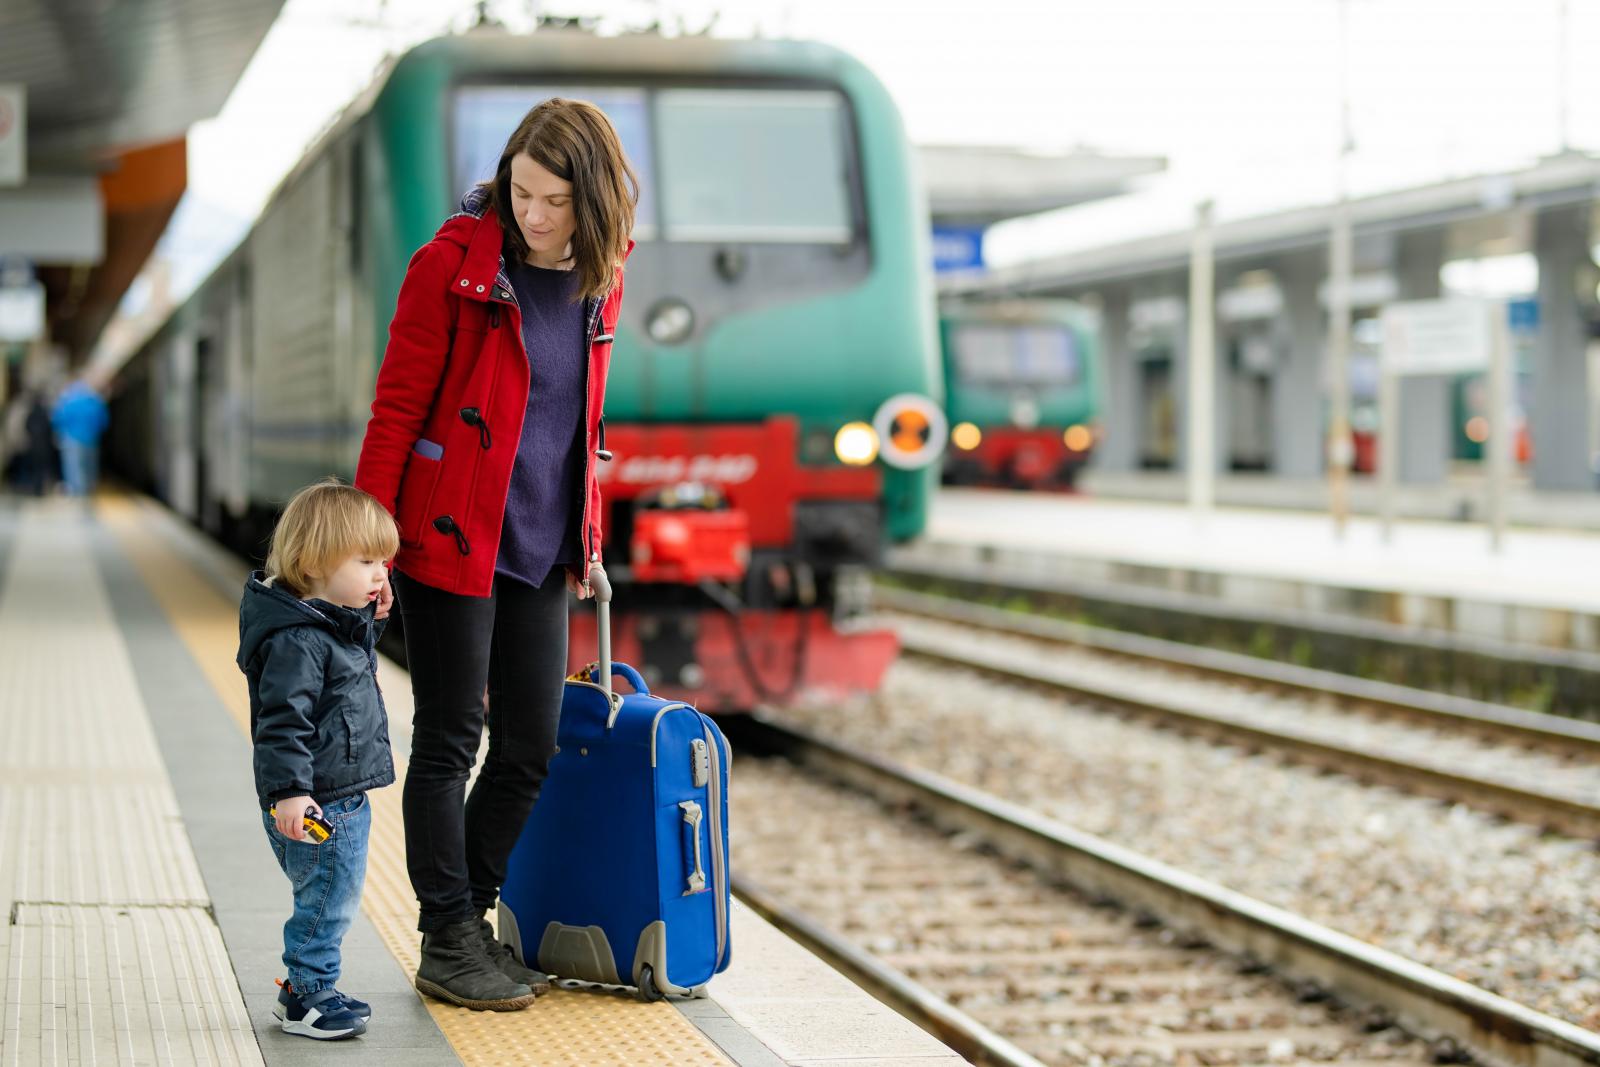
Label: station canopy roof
xmin=1 ymin=0 xmax=284 ymax=361
xmin=918 ymin=145 xmax=1166 ymax=229
xmin=940 ymin=151 xmax=1600 ymax=298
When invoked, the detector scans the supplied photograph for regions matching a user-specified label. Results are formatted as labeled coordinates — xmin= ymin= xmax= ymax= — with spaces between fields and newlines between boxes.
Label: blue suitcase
xmin=498 ymin=564 xmax=732 ymax=1000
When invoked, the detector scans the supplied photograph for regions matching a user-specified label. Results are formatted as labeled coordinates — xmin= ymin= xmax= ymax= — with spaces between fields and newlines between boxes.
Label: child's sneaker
xmin=276 ymin=979 xmax=371 ymax=1022
xmin=332 ymin=990 xmax=371 ymax=1021
xmin=272 ymin=981 xmax=367 ymax=1040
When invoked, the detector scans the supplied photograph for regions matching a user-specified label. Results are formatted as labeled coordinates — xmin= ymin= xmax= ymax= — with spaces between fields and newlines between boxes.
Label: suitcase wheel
xmin=637 ymin=964 xmax=665 ymax=1003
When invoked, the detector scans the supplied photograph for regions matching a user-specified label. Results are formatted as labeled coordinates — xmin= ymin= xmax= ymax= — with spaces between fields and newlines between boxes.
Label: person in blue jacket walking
xmin=51 ymin=380 xmax=108 ymax=497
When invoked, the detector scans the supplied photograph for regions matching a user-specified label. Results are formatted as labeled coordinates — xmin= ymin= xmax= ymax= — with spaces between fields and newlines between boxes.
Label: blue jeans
xmin=261 ymin=793 xmax=371 ymax=995
xmin=57 ymin=438 xmax=97 ymax=497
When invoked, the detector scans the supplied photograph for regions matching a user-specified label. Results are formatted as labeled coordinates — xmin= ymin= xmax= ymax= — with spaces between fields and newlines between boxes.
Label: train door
xmin=162 ymin=334 xmax=198 ymax=520
xmin=222 ymin=272 xmax=252 ymax=527
xmin=195 ymin=332 xmax=217 ymax=533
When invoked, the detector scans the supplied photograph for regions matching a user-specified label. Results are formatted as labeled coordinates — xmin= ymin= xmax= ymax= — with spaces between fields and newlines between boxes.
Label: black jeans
xmin=394 ymin=568 xmax=569 ymax=932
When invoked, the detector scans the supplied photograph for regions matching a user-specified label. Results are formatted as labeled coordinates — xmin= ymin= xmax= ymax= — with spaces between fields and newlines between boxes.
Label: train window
xmin=952 ymin=323 xmax=1081 ymax=387
xmin=654 ymin=89 xmax=853 ymax=243
xmin=452 ymin=86 xmax=658 ymax=236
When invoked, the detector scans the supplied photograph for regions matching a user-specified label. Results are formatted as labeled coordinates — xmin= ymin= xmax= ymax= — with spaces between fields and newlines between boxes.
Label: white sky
xmin=174 ymin=0 xmax=1600 ymax=276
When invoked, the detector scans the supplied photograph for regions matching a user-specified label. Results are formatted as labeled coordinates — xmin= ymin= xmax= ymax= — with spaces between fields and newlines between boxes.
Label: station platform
xmin=899 ymin=488 xmax=1600 ymax=653
xmin=0 ymin=491 xmax=968 ymax=1067
xmin=1079 ymin=468 xmax=1600 ymax=531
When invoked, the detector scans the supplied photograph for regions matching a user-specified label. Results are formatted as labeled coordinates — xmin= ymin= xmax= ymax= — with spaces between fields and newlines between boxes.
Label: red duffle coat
xmin=355 ymin=190 xmax=627 ymax=596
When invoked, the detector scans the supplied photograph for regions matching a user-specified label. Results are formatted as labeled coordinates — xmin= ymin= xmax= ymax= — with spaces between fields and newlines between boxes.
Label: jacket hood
xmin=433 ymin=185 xmax=492 ymax=251
xmin=237 ymin=570 xmax=377 ymax=670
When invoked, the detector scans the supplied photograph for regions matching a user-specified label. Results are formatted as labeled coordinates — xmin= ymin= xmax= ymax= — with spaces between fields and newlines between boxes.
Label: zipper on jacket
xmin=578 ymin=293 xmax=602 ymax=575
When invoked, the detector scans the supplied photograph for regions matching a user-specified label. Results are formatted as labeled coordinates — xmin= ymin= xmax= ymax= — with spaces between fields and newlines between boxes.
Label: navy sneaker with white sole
xmin=276 ymin=980 xmax=370 ymax=1022
xmin=273 ymin=983 xmax=367 ymax=1040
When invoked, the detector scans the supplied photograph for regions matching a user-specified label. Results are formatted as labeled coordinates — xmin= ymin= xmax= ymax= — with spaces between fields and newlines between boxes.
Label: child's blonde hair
xmin=265 ymin=478 xmax=399 ymax=599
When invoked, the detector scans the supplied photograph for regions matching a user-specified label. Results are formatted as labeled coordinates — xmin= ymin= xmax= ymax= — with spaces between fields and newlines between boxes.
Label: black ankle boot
xmin=476 ymin=918 xmax=552 ymax=995
xmin=415 ymin=920 xmax=536 ymax=1011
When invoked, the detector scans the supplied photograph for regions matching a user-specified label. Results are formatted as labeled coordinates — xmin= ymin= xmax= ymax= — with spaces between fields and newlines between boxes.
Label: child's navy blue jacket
xmin=237 ymin=571 xmax=396 ymax=810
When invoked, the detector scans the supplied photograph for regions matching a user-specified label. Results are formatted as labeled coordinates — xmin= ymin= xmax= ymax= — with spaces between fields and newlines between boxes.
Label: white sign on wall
xmin=0 ymin=282 xmax=44 ymax=342
xmin=0 ymin=85 xmax=24 ymax=187
xmin=1380 ymin=298 xmax=1492 ymax=376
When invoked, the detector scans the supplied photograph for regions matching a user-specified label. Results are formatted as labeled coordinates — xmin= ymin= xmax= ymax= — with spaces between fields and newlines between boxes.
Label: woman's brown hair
xmin=480 ymin=98 xmax=639 ymax=301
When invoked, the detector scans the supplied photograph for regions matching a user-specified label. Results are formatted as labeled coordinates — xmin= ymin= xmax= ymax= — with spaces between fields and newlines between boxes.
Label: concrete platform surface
xmin=0 ymin=491 xmax=970 ymax=1067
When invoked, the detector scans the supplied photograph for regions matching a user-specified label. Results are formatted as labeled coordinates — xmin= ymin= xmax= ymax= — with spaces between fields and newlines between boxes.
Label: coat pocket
xmin=395 ymin=440 xmax=445 ymax=548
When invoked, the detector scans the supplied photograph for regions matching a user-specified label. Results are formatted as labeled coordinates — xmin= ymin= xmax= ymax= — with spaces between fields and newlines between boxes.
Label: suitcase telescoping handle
xmin=586 ymin=562 xmax=632 ymax=730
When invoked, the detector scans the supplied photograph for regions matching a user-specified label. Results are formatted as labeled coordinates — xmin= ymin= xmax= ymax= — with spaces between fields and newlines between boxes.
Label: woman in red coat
xmin=355 ymin=98 xmax=635 ymax=1012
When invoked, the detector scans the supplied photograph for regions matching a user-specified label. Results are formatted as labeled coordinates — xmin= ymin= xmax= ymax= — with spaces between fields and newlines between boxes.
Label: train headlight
xmin=834 ymin=422 xmax=880 ymax=466
xmin=952 ymin=422 xmax=982 ymax=451
xmin=872 ymin=393 xmax=948 ymax=470
xmin=646 ymin=298 xmax=695 ymax=345
xmin=1010 ymin=395 xmax=1041 ymax=430
xmin=1063 ymin=424 xmax=1093 ymax=452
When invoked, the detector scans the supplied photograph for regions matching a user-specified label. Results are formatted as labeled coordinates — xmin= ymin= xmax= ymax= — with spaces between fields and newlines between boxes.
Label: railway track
xmin=727 ymin=715 xmax=1600 ymax=1067
xmin=879 ymin=559 xmax=1600 ymax=720
xmin=872 ymin=586 xmax=1600 ymax=839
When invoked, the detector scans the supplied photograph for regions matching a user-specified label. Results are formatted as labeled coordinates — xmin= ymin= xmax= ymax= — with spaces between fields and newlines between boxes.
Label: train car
xmin=939 ymin=299 xmax=1102 ymax=489
xmin=109 ymin=25 xmax=945 ymax=711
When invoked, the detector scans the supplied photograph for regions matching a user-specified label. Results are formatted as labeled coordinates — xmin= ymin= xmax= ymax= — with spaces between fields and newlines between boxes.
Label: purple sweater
xmin=494 ymin=261 xmax=586 ymax=589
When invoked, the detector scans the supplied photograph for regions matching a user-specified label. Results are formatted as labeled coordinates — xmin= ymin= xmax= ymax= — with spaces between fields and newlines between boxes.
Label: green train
xmin=938 ymin=299 xmax=1104 ymax=489
xmin=109 ymin=26 xmax=945 ymax=711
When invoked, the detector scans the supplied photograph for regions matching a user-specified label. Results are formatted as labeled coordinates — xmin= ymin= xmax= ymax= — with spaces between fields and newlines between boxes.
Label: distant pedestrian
xmin=21 ymin=392 xmax=54 ymax=496
xmin=50 ymin=380 xmax=108 ymax=497
xmin=1 ymin=390 xmax=28 ymax=488
xmin=237 ymin=478 xmax=398 ymax=1040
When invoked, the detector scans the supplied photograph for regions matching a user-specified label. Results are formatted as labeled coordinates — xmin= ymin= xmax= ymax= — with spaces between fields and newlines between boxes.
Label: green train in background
xmin=109 ymin=26 xmax=946 ymax=711
xmin=939 ymin=299 xmax=1104 ymax=489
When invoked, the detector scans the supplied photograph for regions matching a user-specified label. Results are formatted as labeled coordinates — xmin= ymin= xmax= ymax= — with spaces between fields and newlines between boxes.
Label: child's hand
xmin=275 ymin=796 xmax=319 ymax=841
xmin=374 ymin=573 xmax=393 ymax=621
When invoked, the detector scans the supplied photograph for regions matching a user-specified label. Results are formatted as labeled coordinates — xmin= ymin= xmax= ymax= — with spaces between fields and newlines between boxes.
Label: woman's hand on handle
xmin=565 ymin=569 xmax=592 ymax=600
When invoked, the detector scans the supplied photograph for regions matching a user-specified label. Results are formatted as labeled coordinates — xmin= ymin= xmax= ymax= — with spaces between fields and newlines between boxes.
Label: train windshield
xmin=453 ymin=86 xmax=659 ymax=233
xmin=654 ymin=89 xmax=852 ymax=242
xmin=452 ymin=85 xmax=854 ymax=243
xmin=951 ymin=323 xmax=1082 ymax=387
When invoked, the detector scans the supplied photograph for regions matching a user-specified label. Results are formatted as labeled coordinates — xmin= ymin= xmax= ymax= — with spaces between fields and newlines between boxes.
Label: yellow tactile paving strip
xmin=0 ymin=499 xmax=262 ymax=1066
xmin=98 ymin=495 xmax=735 ymax=1066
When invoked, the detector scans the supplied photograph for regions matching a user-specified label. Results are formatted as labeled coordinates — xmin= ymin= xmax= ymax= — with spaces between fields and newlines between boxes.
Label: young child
xmin=237 ymin=478 xmax=399 ymax=1040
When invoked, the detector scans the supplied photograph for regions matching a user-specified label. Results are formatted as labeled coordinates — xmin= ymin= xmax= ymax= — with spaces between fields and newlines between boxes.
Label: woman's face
xmin=509 ymin=153 xmax=576 ymax=266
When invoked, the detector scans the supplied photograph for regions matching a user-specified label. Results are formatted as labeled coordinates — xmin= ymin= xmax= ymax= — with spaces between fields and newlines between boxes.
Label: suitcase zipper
xmin=701 ymin=720 xmax=728 ymax=967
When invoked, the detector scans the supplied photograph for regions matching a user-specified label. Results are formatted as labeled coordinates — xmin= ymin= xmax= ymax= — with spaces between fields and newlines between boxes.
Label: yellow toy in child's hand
xmin=270 ymin=806 xmax=334 ymax=843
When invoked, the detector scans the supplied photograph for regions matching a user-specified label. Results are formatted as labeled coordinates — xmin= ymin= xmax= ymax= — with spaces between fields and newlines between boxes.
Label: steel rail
xmin=732 ymin=874 xmax=1049 ymax=1067
xmin=878 ymin=587 xmax=1600 ymax=838
xmin=732 ymin=714 xmax=1600 ymax=1067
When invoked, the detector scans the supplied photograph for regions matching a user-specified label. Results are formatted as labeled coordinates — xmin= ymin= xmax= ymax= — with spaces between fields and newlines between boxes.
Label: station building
xmin=939 ymin=153 xmax=1600 ymax=508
